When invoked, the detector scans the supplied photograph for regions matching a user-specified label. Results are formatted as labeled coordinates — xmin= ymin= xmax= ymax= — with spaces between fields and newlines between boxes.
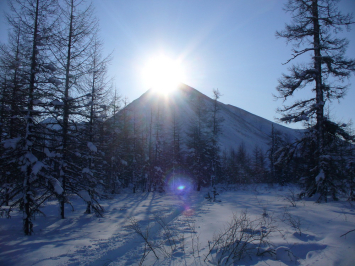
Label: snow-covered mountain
xmin=117 ymin=83 xmax=301 ymax=153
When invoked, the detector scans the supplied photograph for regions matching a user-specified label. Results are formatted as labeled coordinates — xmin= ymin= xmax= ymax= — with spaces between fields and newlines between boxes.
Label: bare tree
xmin=49 ymin=0 xmax=99 ymax=218
xmin=1 ymin=0 xmax=61 ymax=235
xmin=209 ymin=89 xmax=224 ymax=187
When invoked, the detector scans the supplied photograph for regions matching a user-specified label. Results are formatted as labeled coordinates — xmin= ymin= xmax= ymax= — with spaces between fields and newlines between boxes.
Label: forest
xmin=0 ymin=0 xmax=354 ymax=242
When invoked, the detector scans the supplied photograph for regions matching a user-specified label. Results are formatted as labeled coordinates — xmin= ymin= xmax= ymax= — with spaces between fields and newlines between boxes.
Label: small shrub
xmin=284 ymin=188 xmax=298 ymax=207
xmin=204 ymin=211 xmax=276 ymax=265
xmin=281 ymin=207 xmax=303 ymax=236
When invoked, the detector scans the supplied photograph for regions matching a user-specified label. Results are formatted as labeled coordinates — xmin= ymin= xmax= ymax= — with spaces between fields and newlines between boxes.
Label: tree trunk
xmin=311 ymin=0 xmax=326 ymax=201
xmin=61 ymin=0 xmax=74 ymax=219
xmin=312 ymin=0 xmax=324 ymax=168
xmin=24 ymin=0 xmax=40 ymax=235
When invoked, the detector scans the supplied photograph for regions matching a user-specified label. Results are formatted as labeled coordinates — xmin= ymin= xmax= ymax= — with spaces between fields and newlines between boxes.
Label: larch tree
xmin=80 ymin=36 xmax=111 ymax=215
xmin=50 ymin=0 xmax=99 ymax=218
xmin=116 ymin=98 xmax=133 ymax=188
xmin=209 ymin=89 xmax=224 ymax=187
xmin=1 ymin=0 xmax=62 ymax=235
xmin=276 ymin=0 xmax=355 ymax=201
xmin=0 ymin=25 xmax=27 ymax=142
xmin=0 ymin=25 xmax=28 ymax=207
xmin=186 ymin=92 xmax=210 ymax=191
xmin=104 ymin=88 xmax=121 ymax=193
xmin=151 ymin=104 xmax=165 ymax=192
xmin=168 ymin=103 xmax=183 ymax=190
xmin=251 ymin=145 xmax=267 ymax=183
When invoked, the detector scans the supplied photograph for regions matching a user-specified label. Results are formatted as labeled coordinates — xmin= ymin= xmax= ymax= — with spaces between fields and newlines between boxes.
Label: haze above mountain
xmin=118 ymin=83 xmax=301 ymax=153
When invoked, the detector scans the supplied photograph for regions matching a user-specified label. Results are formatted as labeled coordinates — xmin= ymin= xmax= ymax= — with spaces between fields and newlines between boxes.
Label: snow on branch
xmin=78 ymin=190 xmax=91 ymax=202
xmin=316 ymin=169 xmax=325 ymax=184
xmin=3 ymin=137 xmax=21 ymax=149
xmin=32 ymin=161 xmax=45 ymax=176
xmin=50 ymin=177 xmax=63 ymax=195
xmin=43 ymin=64 xmax=57 ymax=72
xmin=82 ymin=168 xmax=94 ymax=176
xmin=48 ymin=77 xmax=62 ymax=86
xmin=87 ymin=142 xmax=97 ymax=153
xmin=50 ymin=100 xmax=64 ymax=106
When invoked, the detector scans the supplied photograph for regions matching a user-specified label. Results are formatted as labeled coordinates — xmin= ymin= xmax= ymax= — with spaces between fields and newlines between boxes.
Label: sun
xmin=142 ymin=55 xmax=185 ymax=94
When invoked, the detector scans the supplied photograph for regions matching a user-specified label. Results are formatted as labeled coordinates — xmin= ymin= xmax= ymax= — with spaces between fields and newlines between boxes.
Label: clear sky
xmin=1 ymin=0 xmax=354 ymax=129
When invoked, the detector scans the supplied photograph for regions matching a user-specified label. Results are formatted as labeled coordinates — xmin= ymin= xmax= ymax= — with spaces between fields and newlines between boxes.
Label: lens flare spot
xmin=183 ymin=206 xmax=195 ymax=216
xmin=177 ymin=185 xmax=185 ymax=190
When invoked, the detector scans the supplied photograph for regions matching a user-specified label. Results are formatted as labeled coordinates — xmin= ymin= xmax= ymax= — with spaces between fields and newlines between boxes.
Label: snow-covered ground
xmin=1 ymin=184 xmax=354 ymax=266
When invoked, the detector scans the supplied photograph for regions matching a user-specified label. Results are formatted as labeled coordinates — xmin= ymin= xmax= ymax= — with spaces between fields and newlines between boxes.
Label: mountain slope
xmin=116 ymin=83 xmax=301 ymax=153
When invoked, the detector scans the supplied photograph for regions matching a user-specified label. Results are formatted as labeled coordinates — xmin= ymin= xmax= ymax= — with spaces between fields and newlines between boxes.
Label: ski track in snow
xmin=1 ymin=185 xmax=355 ymax=266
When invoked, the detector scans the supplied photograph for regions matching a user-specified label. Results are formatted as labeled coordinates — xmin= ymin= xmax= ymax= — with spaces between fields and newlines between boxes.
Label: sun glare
xmin=142 ymin=55 xmax=185 ymax=94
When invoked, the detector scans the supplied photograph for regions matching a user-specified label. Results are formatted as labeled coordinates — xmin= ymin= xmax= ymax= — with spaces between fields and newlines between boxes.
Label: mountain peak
xmin=116 ymin=84 xmax=300 ymax=153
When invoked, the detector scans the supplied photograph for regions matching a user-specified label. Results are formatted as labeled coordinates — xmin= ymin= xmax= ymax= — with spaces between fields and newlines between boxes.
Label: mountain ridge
xmin=115 ymin=83 xmax=301 ymax=153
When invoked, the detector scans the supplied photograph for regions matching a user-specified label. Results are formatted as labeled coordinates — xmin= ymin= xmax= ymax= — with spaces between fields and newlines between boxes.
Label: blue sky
xmin=1 ymin=0 xmax=354 ymax=129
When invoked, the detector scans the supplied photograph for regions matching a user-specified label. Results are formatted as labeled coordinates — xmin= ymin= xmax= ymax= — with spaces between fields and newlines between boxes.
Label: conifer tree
xmin=104 ymin=89 xmax=121 ymax=193
xmin=49 ymin=0 xmax=101 ymax=218
xmin=208 ymin=89 xmax=224 ymax=186
xmin=79 ymin=36 xmax=111 ymax=214
xmin=167 ymin=104 xmax=183 ymax=190
xmin=252 ymin=145 xmax=267 ymax=183
xmin=0 ymin=0 xmax=62 ymax=235
xmin=276 ymin=0 xmax=355 ymax=201
xmin=186 ymin=93 xmax=210 ymax=191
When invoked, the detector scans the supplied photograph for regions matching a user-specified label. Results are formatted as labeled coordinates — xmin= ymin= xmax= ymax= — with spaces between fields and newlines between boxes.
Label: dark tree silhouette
xmin=276 ymin=0 xmax=355 ymax=201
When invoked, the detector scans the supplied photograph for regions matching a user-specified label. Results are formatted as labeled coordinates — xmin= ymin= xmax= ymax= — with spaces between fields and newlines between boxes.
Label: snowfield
xmin=1 ymin=185 xmax=354 ymax=266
